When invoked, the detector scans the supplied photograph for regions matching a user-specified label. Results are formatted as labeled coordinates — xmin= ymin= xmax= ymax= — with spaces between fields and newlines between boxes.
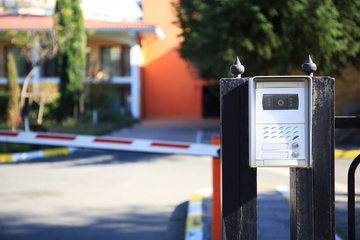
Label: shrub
xmin=6 ymin=53 xmax=21 ymax=131
xmin=0 ymin=91 xmax=9 ymax=122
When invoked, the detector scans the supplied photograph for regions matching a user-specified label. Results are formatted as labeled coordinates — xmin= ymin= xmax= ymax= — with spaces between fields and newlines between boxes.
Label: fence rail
xmin=335 ymin=116 xmax=360 ymax=129
xmin=335 ymin=116 xmax=360 ymax=240
xmin=347 ymin=154 xmax=360 ymax=240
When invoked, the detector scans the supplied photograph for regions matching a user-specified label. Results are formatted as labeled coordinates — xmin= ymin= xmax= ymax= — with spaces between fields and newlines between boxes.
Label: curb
xmin=0 ymin=148 xmax=357 ymax=163
xmin=335 ymin=149 xmax=360 ymax=159
xmin=184 ymin=188 xmax=212 ymax=240
xmin=0 ymin=147 xmax=78 ymax=163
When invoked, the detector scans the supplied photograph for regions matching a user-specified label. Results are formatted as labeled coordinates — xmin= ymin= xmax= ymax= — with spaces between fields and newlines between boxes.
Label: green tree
xmin=5 ymin=29 xmax=65 ymax=117
xmin=173 ymin=0 xmax=360 ymax=78
xmin=6 ymin=52 xmax=20 ymax=131
xmin=55 ymin=0 xmax=87 ymax=118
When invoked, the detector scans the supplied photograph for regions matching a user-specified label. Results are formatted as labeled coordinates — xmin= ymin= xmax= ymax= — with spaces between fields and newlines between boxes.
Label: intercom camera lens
xmin=277 ymin=99 xmax=285 ymax=106
xmin=273 ymin=95 xmax=288 ymax=109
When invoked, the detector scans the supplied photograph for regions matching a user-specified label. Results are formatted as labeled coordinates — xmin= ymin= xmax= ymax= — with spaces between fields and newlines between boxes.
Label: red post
xmin=211 ymin=136 xmax=221 ymax=240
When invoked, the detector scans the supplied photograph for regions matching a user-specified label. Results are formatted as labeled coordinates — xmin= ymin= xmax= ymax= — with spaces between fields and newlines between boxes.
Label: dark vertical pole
xmin=290 ymin=166 xmax=314 ymax=239
xmin=312 ymin=75 xmax=335 ymax=239
xmin=221 ymin=58 xmax=257 ymax=239
xmin=290 ymin=56 xmax=335 ymax=240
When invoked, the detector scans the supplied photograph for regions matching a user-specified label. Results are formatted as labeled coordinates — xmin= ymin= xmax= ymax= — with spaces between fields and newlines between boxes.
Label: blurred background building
xmin=0 ymin=0 xmax=218 ymax=119
xmin=0 ymin=0 xmax=358 ymax=119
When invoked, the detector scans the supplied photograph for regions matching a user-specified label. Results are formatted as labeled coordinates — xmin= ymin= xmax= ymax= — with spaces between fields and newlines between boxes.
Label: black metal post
xmin=348 ymin=154 xmax=360 ymax=240
xmin=221 ymin=58 xmax=257 ymax=239
xmin=290 ymin=57 xmax=335 ymax=240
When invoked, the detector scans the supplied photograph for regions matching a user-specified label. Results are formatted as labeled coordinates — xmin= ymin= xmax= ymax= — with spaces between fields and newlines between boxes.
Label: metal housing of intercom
xmin=249 ymin=76 xmax=312 ymax=167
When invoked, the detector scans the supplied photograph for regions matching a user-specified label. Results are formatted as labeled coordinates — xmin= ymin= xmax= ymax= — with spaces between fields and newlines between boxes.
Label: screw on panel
xmin=301 ymin=55 xmax=317 ymax=77
xmin=230 ymin=56 xmax=245 ymax=78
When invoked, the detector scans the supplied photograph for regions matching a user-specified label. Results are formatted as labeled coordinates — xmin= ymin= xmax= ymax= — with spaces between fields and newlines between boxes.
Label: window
xmin=4 ymin=47 xmax=31 ymax=78
xmin=42 ymin=57 xmax=58 ymax=77
xmin=101 ymin=46 xmax=130 ymax=79
xmin=109 ymin=85 xmax=131 ymax=114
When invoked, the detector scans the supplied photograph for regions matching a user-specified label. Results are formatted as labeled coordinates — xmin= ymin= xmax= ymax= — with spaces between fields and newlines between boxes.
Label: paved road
xmin=0 ymin=150 xmax=212 ymax=240
xmin=258 ymin=158 xmax=360 ymax=193
xmin=1 ymin=158 xmax=359 ymax=240
xmin=1 ymin=117 xmax=359 ymax=240
xmin=257 ymin=158 xmax=360 ymax=240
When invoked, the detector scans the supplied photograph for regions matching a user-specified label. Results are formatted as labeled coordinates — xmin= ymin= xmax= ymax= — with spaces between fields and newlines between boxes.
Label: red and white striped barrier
xmin=0 ymin=130 xmax=220 ymax=157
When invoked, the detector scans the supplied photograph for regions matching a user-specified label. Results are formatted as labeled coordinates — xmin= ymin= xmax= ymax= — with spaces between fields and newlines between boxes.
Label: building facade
xmin=0 ymin=11 xmax=164 ymax=118
xmin=1 ymin=0 xmax=358 ymax=118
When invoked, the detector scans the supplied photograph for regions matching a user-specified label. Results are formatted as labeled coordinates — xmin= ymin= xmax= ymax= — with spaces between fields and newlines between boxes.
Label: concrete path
xmin=110 ymin=117 xmax=220 ymax=143
xmin=257 ymin=188 xmax=290 ymax=240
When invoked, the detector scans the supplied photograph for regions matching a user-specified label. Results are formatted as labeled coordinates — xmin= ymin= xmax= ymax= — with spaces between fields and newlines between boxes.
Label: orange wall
xmin=141 ymin=0 xmax=204 ymax=117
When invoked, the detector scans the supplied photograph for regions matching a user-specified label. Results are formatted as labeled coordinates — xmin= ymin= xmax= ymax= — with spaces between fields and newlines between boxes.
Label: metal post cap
xmin=301 ymin=55 xmax=317 ymax=76
xmin=230 ymin=57 xmax=245 ymax=78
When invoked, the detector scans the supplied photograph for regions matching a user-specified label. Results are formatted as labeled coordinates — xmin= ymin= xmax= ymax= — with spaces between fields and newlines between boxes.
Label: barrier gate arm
xmin=0 ymin=130 xmax=220 ymax=158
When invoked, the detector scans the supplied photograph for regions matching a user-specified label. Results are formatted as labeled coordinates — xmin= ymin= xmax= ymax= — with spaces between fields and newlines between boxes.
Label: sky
xmin=81 ymin=0 xmax=143 ymax=21
xmin=2 ymin=0 xmax=143 ymax=22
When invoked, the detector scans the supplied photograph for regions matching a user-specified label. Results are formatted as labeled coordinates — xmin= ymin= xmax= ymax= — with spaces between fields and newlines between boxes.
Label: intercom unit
xmin=249 ymin=76 xmax=312 ymax=167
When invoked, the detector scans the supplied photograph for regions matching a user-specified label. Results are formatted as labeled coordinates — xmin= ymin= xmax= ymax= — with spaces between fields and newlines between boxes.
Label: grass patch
xmin=48 ymin=120 xmax=136 ymax=136
xmin=48 ymin=112 xmax=138 ymax=135
xmin=0 ymin=143 xmax=50 ymax=153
